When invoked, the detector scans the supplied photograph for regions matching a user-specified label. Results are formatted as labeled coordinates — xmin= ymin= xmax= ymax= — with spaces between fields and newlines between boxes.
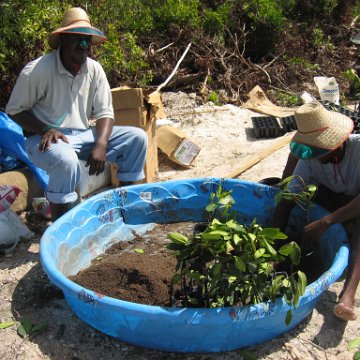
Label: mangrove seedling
xmin=166 ymin=183 xmax=307 ymax=325
xmin=275 ymin=175 xmax=317 ymax=212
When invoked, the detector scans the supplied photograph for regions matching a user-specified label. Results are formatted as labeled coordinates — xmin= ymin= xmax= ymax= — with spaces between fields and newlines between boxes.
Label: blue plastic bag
xmin=0 ymin=148 xmax=22 ymax=172
xmin=0 ymin=112 xmax=48 ymax=189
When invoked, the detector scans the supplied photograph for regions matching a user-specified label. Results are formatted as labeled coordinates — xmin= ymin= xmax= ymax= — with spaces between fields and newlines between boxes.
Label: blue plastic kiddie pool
xmin=40 ymin=178 xmax=349 ymax=353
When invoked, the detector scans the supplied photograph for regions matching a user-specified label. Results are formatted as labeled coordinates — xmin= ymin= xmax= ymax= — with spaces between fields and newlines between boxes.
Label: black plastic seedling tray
xmin=251 ymin=116 xmax=283 ymax=139
xmin=280 ymin=115 xmax=297 ymax=132
xmin=320 ymin=100 xmax=360 ymax=134
xmin=252 ymin=101 xmax=360 ymax=139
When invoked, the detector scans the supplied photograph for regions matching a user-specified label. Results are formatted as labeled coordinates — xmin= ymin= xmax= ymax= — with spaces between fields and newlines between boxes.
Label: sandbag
xmin=0 ymin=168 xmax=43 ymax=212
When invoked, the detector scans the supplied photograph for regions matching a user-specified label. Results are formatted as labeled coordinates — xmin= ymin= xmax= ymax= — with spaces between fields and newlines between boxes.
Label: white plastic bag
xmin=0 ymin=208 xmax=34 ymax=251
xmin=314 ymin=76 xmax=340 ymax=104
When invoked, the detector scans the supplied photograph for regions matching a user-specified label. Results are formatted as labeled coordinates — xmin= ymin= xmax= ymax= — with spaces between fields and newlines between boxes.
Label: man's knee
xmin=132 ymin=127 xmax=148 ymax=149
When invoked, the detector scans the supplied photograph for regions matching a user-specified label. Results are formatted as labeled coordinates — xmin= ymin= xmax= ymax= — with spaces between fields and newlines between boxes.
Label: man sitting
xmin=6 ymin=7 xmax=147 ymax=220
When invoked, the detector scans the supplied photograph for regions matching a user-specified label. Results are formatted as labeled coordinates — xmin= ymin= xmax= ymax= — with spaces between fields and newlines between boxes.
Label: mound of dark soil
xmin=69 ymin=222 xmax=322 ymax=307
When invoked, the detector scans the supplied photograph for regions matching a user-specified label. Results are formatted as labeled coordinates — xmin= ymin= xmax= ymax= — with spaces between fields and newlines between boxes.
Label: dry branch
xmin=156 ymin=43 xmax=192 ymax=92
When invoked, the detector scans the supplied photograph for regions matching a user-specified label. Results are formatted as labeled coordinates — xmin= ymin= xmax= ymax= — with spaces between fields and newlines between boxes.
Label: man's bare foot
xmin=333 ymin=302 xmax=357 ymax=321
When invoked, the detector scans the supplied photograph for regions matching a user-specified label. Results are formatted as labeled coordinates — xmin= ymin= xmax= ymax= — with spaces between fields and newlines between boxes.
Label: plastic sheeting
xmin=0 ymin=112 xmax=48 ymax=189
xmin=40 ymin=178 xmax=349 ymax=352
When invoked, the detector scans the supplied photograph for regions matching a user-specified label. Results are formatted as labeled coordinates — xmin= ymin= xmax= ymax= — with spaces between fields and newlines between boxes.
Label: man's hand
xmin=40 ymin=128 xmax=69 ymax=152
xmin=86 ymin=117 xmax=113 ymax=176
xmin=86 ymin=142 xmax=107 ymax=176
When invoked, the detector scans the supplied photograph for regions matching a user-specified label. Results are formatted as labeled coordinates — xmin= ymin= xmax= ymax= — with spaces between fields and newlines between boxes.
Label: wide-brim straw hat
xmin=49 ymin=7 xmax=106 ymax=49
xmin=290 ymin=102 xmax=353 ymax=160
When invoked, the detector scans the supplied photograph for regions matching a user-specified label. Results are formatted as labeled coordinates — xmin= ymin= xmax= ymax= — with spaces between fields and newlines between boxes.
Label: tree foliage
xmin=0 ymin=0 xmax=359 ymax=108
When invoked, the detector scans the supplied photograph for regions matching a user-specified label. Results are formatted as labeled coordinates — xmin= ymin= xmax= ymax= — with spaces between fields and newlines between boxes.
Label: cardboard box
xmin=157 ymin=126 xmax=201 ymax=167
xmin=112 ymin=88 xmax=144 ymax=109
xmin=113 ymin=108 xmax=148 ymax=127
xmin=110 ymin=119 xmax=158 ymax=186
xmin=111 ymin=86 xmax=165 ymax=128
xmin=110 ymin=87 xmax=165 ymax=184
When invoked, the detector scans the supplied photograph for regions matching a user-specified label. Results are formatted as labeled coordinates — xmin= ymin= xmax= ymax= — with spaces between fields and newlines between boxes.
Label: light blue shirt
xmin=6 ymin=48 xmax=114 ymax=129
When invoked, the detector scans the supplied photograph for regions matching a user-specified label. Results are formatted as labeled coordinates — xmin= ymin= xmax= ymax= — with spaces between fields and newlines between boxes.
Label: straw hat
xmin=48 ymin=7 xmax=106 ymax=49
xmin=290 ymin=102 xmax=353 ymax=160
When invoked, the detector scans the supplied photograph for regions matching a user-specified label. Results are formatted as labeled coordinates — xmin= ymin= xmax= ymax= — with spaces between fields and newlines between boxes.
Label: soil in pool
xmin=69 ymin=222 xmax=324 ymax=306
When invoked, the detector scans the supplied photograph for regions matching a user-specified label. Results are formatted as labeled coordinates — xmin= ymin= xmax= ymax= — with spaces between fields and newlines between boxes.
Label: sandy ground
xmin=0 ymin=91 xmax=359 ymax=360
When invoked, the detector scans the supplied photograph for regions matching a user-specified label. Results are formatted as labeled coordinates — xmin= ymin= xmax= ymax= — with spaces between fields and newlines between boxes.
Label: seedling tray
xmin=320 ymin=100 xmax=360 ymax=134
xmin=280 ymin=115 xmax=297 ymax=132
xmin=251 ymin=116 xmax=283 ymax=139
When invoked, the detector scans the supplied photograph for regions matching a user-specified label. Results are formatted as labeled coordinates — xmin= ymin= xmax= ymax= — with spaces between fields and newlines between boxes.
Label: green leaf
xmin=233 ymin=233 xmax=241 ymax=245
xmin=31 ymin=320 xmax=47 ymax=334
xmin=297 ymin=271 xmax=307 ymax=295
xmin=205 ymin=203 xmax=217 ymax=212
xmin=0 ymin=321 xmax=15 ymax=329
xmin=285 ymin=310 xmax=293 ymax=326
xmin=348 ymin=338 xmax=360 ymax=350
xmin=282 ymin=278 xmax=291 ymax=287
xmin=17 ymin=318 xmax=33 ymax=338
xmin=212 ymin=262 xmax=222 ymax=277
xmin=254 ymin=248 xmax=265 ymax=259
xmin=354 ymin=350 xmax=360 ymax=360
xmin=226 ymin=241 xmax=234 ymax=254
xmin=211 ymin=218 xmax=223 ymax=226
xmin=226 ymin=219 xmax=238 ymax=229
xmin=171 ymin=274 xmax=182 ymax=284
xmin=279 ymin=241 xmax=301 ymax=265
xmin=262 ymin=238 xmax=277 ymax=256
xmin=293 ymin=284 xmax=300 ymax=308
xmin=228 ymin=275 xmax=237 ymax=283
xmin=167 ymin=232 xmax=190 ymax=245
xmin=279 ymin=244 xmax=292 ymax=256
xmin=258 ymin=228 xmax=288 ymax=240
xmin=234 ymin=256 xmax=246 ymax=272
xmin=201 ymin=230 xmax=228 ymax=240
xmin=307 ymin=184 xmax=317 ymax=194
xmin=289 ymin=241 xmax=301 ymax=265
xmin=218 ymin=194 xmax=235 ymax=206
xmin=134 ymin=248 xmax=144 ymax=254
xmin=209 ymin=230 xmax=229 ymax=236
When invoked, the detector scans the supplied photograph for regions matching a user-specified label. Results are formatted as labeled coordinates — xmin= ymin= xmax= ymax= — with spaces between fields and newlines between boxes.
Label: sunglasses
xmin=62 ymin=34 xmax=92 ymax=46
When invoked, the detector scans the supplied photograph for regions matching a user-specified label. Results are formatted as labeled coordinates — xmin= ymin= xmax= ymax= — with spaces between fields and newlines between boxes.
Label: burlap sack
xmin=0 ymin=168 xmax=43 ymax=212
